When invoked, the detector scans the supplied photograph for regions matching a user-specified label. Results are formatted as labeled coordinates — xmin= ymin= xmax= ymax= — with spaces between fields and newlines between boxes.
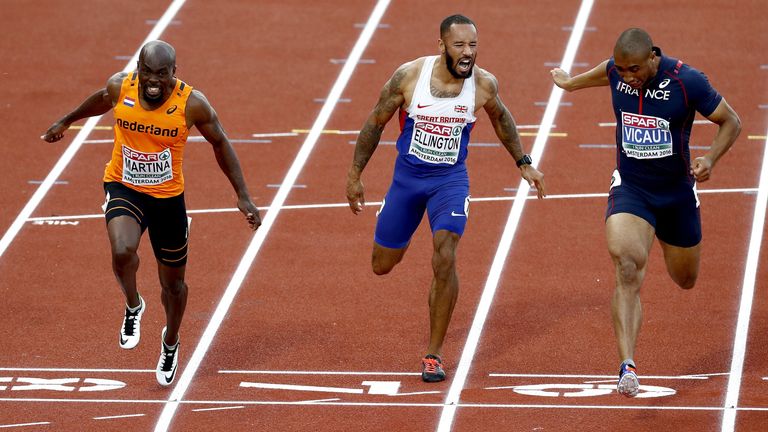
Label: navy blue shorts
xmin=605 ymin=170 xmax=701 ymax=248
xmin=374 ymin=162 xmax=470 ymax=249
xmin=103 ymin=182 xmax=189 ymax=267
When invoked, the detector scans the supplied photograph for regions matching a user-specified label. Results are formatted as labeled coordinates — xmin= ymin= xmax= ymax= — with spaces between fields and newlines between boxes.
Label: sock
xmin=163 ymin=336 xmax=179 ymax=351
xmin=126 ymin=295 xmax=142 ymax=312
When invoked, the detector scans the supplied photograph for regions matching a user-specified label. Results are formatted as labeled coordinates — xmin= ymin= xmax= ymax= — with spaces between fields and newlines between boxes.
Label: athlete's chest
xmin=114 ymin=94 xmax=188 ymax=144
xmin=610 ymin=76 xmax=689 ymax=122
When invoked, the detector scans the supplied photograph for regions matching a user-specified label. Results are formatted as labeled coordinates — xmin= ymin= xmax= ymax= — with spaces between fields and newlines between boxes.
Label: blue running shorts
xmin=605 ymin=170 xmax=701 ymax=248
xmin=374 ymin=161 xmax=470 ymax=249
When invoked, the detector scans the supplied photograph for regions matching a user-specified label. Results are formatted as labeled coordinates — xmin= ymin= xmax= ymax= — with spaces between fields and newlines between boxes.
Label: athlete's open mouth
xmin=457 ymin=58 xmax=472 ymax=73
xmin=145 ymin=85 xmax=162 ymax=98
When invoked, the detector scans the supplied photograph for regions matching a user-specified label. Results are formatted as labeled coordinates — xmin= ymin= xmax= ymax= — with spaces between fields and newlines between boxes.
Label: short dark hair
xmin=614 ymin=28 xmax=653 ymax=57
xmin=440 ymin=14 xmax=476 ymax=38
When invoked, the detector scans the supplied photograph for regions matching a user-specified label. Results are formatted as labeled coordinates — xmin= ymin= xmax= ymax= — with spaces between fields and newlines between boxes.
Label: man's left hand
xmin=238 ymin=198 xmax=262 ymax=231
xmin=691 ymin=155 xmax=713 ymax=182
xmin=521 ymin=165 xmax=547 ymax=199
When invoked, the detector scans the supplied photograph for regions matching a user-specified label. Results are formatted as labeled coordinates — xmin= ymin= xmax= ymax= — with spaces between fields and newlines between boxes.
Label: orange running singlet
xmin=103 ymin=72 xmax=193 ymax=198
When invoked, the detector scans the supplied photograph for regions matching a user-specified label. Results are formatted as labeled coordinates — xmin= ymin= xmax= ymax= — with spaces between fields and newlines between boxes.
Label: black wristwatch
xmin=516 ymin=154 xmax=532 ymax=168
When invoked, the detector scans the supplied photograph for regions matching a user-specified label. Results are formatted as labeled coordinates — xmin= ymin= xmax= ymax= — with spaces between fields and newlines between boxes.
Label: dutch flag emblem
xmin=123 ymin=97 xmax=135 ymax=108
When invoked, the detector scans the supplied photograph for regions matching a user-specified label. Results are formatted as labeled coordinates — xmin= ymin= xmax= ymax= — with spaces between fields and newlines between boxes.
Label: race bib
xmin=621 ymin=112 xmax=673 ymax=159
xmin=408 ymin=121 xmax=464 ymax=165
xmin=121 ymin=145 xmax=173 ymax=186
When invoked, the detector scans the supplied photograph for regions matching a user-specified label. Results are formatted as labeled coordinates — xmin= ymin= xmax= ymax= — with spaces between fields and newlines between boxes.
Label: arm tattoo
xmin=351 ymin=68 xmax=406 ymax=173
xmin=352 ymin=122 xmax=383 ymax=172
xmin=497 ymin=108 xmax=523 ymax=159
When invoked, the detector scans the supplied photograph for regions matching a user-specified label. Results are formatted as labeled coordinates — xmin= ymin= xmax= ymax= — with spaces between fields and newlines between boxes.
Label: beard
xmin=445 ymin=50 xmax=473 ymax=79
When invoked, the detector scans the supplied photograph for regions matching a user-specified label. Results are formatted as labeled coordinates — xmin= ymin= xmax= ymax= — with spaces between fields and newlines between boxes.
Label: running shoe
xmin=156 ymin=327 xmax=179 ymax=386
xmin=421 ymin=354 xmax=446 ymax=383
xmin=617 ymin=362 xmax=639 ymax=397
xmin=119 ymin=294 xmax=145 ymax=349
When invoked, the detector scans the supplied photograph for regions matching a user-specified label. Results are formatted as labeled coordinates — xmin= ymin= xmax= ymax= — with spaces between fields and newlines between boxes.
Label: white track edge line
xmin=0 ymin=0 xmax=187 ymax=261
xmin=151 ymin=1 xmax=391 ymax=430
xmin=720 ymin=131 xmax=768 ymax=431
xmin=5 ymin=398 xmax=768 ymax=411
xmin=436 ymin=2 xmax=594 ymax=431
xmin=23 ymin=187 xmax=759 ymax=222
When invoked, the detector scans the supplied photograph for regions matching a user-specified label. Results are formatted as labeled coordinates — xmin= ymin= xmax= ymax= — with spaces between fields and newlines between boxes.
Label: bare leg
xmin=606 ymin=213 xmax=655 ymax=363
xmin=158 ymin=262 xmax=187 ymax=346
xmin=371 ymin=242 xmax=409 ymax=275
xmin=659 ymin=240 xmax=700 ymax=290
xmin=427 ymin=230 xmax=460 ymax=357
xmin=107 ymin=216 xmax=142 ymax=308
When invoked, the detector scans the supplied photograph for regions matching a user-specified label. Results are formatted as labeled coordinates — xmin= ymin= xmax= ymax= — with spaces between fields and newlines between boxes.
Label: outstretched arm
xmin=691 ymin=99 xmax=742 ymax=182
xmin=346 ymin=65 xmax=408 ymax=214
xmin=187 ymin=90 xmax=261 ymax=230
xmin=550 ymin=60 xmax=610 ymax=92
xmin=482 ymin=74 xmax=547 ymax=199
xmin=41 ymin=73 xmax=124 ymax=142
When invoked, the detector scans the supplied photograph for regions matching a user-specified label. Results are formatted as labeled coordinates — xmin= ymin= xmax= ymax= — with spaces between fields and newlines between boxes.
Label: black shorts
xmin=103 ymin=182 xmax=189 ymax=267
xmin=605 ymin=170 xmax=701 ymax=248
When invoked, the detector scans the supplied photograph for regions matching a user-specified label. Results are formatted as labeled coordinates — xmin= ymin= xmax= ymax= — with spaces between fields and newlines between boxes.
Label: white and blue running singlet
xmin=396 ymin=55 xmax=476 ymax=171
xmin=375 ymin=56 xmax=476 ymax=249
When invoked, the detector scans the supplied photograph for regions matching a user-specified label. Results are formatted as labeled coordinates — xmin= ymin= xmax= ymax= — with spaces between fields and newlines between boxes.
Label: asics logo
xmin=659 ymin=78 xmax=670 ymax=89
xmin=166 ymin=105 xmax=178 ymax=114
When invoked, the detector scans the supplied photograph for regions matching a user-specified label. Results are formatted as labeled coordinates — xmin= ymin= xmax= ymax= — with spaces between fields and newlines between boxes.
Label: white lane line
xmin=252 ymin=132 xmax=299 ymax=137
xmin=294 ymin=398 xmax=341 ymax=404
xmin=489 ymin=373 xmax=725 ymax=380
xmin=0 ymin=422 xmax=51 ymax=429
xmin=93 ymin=413 xmax=145 ymax=420
xmin=0 ymin=0 xmax=187 ymax=262
xmin=0 ymin=368 xmax=153 ymax=373
xmin=436 ymin=2 xmax=594 ymax=431
xmin=191 ymin=406 xmax=244 ymax=412
xmin=23 ymin=187 xmax=759 ymax=223
xmin=5 ymin=397 xmax=768 ymax=411
xmin=721 ymin=131 xmax=768 ymax=432
xmin=152 ymin=1 xmax=392 ymax=430
xmin=240 ymin=382 xmax=364 ymax=394
xmin=219 ymin=370 xmax=419 ymax=376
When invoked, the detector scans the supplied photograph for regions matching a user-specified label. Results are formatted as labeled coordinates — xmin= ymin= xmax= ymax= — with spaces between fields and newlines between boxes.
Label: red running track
xmin=0 ymin=0 xmax=766 ymax=431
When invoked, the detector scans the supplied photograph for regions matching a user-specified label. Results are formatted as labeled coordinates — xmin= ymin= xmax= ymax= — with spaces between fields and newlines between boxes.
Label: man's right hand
xmin=41 ymin=121 xmax=70 ymax=143
xmin=550 ymin=68 xmax=572 ymax=91
xmin=346 ymin=174 xmax=365 ymax=215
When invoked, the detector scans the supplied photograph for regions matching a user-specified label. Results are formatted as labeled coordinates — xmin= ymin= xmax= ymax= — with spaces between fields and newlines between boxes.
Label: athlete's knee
xmin=431 ymin=245 xmax=456 ymax=281
xmin=371 ymin=244 xmax=405 ymax=275
xmin=372 ymin=258 xmax=394 ymax=276
xmin=613 ymin=254 xmax=644 ymax=287
xmin=161 ymin=279 xmax=187 ymax=296
xmin=671 ymin=269 xmax=698 ymax=290
xmin=111 ymin=243 xmax=138 ymax=268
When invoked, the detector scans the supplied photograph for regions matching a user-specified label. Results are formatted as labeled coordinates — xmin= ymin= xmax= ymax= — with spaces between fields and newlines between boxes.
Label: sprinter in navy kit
xmin=550 ymin=28 xmax=741 ymax=397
